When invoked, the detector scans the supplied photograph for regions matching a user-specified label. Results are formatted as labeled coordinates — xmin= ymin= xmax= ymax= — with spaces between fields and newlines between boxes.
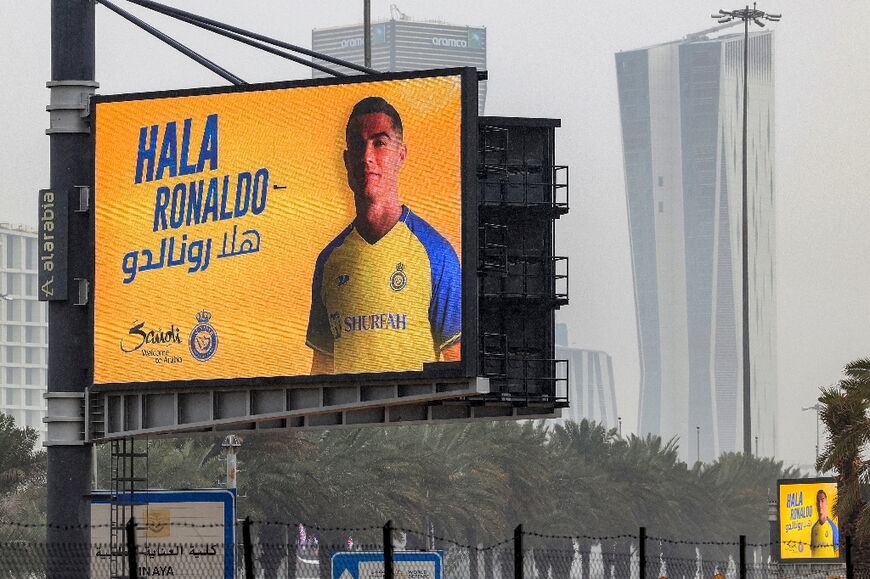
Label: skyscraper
xmin=555 ymin=323 xmax=619 ymax=428
xmin=556 ymin=347 xmax=619 ymax=429
xmin=311 ymin=16 xmax=487 ymax=114
xmin=0 ymin=223 xmax=48 ymax=443
xmin=616 ymin=29 xmax=777 ymax=461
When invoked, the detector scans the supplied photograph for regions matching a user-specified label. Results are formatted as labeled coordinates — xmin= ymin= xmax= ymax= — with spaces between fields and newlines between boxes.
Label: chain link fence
xmin=0 ymin=520 xmax=864 ymax=579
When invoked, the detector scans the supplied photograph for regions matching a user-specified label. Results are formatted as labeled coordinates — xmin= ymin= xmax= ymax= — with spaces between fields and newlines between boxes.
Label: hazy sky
xmin=2 ymin=1 xmax=869 ymax=470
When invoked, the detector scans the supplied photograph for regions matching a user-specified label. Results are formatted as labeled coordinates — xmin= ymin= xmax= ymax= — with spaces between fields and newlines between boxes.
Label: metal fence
xmin=0 ymin=520 xmax=864 ymax=579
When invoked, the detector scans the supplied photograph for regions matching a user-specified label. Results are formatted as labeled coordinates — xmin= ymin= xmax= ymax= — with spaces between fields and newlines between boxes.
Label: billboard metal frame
xmin=776 ymin=476 xmax=843 ymax=564
xmin=89 ymin=67 xmax=479 ymax=396
xmin=86 ymin=376 xmax=565 ymax=441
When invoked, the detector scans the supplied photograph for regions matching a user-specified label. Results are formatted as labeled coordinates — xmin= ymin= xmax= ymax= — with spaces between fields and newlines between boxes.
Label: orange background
xmin=94 ymin=75 xmax=463 ymax=384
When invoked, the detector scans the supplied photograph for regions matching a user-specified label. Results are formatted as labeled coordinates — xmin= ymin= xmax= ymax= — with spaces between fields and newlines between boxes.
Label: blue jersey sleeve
xmin=306 ymin=225 xmax=353 ymax=355
xmin=831 ymin=519 xmax=840 ymax=550
xmin=405 ymin=209 xmax=462 ymax=349
xmin=305 ymin=256 xmax=332 ymax=355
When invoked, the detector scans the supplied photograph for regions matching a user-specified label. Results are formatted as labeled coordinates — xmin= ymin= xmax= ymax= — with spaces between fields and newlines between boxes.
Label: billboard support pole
xmin=638 ymin=527 xmax=646 ymax=579
xmin=126 ymin=516 xmax=139 ymax=579
xmin=47 ymin=1 xmax=95 ymax=577
xmin=243 ymin=516 xmax=254 ymax=578
xmin=513 ymin=524 xmax=523 ymax=579
xmin=739 ymin=535 xmax=746 ymax=579
xmin=845 ymin=535 xmax=853 ymax=579
xmin=383 ymin=520 xmax=394 ymax=579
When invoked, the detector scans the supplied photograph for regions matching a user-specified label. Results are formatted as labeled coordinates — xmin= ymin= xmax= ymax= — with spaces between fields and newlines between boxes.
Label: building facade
xmin=311 ymin=18 xmax=487 ymax=114
xmin=0 ymin=223 xmax=48 ymax=443
xmin=556 ymin=346 xmax=619 ymax=429
xmin=616 ymin=30 xmax=777 ymax=461
xmin=554 ymin=324 xmax=619 ymax=428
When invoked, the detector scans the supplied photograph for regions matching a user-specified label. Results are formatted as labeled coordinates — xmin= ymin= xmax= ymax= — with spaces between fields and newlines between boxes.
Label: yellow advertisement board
xmin=778 ymin=478 xmax=840 ymax=560
xmin=94 ymin=71 xmax=469 ymax=385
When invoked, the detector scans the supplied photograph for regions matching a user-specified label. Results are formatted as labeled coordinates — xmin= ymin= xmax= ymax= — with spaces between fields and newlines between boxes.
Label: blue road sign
xmin=91 ymin=488 xmax=235 ymax=579
xmin=332 ymin=551 xmax=443 ymax=579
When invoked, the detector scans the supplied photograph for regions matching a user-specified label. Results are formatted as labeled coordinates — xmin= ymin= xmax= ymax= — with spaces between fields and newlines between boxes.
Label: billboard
xmin=91 ymin=489 xmax=235 ymax=578
xmin=778 ymin=478 xmax=841 ymax=561
xmin=93 ymin=69 xmax=477 ymax=388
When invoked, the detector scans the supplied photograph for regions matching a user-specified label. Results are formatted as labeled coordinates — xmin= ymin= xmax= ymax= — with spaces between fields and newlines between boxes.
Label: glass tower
xmin=616 ymin=30 xmax=777 ymax=461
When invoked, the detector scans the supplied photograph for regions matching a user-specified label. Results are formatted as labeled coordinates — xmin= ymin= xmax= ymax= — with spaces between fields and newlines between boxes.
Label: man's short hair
xmin=346 ymin=96 xmax=403 ymax=140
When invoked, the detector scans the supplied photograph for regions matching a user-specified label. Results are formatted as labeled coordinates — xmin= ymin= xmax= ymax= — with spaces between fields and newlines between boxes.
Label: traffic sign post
xmin=332 ymin=551 xmax=443 ymax=579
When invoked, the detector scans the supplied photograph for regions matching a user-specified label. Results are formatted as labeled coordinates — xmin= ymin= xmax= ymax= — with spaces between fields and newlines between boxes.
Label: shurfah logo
xmin=189 ymin=310 xmax=218 ymax=362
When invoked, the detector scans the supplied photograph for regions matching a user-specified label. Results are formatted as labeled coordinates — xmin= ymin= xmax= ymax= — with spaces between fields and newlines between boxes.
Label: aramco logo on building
xmin=338 ymin=23 xmax=386 ymax=49
xmin=431 ymin=29 xmax=484 ymax=50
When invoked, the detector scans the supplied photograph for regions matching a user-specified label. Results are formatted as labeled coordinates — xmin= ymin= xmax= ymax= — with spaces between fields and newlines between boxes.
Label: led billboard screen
xmin=93 ymin=69 xmax=476 ymax=387
xmin=778 ymin=478 xmax=841 ymax=561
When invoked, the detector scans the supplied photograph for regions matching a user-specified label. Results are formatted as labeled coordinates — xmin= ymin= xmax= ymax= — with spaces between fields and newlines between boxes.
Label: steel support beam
xmin=47 ymin=1 xmax=95 ymax=576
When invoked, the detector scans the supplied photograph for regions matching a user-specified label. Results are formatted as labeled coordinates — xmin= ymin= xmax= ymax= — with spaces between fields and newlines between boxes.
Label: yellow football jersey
xmin=810 ymin=518 xmax=839 ymax=557
xmin=306 ymin=206 xmax=461 ymax=374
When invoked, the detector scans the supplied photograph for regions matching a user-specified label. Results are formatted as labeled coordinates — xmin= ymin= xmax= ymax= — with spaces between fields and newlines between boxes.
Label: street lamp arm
xmin=712 ymin=6 xmax=782 ymax=24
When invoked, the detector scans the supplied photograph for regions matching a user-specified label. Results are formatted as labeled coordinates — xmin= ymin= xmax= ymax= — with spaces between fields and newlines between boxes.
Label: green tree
xmin=699 ymin=452 xmax=799 ymax=541
xmin=94 ymin=436 xmax=224 ymax=490
xmin=0 ymin=413 xmax=47 ymax=541
xmin=818 ymin=357 xmax=870 ymax=569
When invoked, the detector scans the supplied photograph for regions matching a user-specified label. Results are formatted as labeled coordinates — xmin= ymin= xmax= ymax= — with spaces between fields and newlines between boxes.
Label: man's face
xmin=343 ymin=112 xmax=407 ymax=203
xmin=818 ymin=493 xmax=828 ymax=520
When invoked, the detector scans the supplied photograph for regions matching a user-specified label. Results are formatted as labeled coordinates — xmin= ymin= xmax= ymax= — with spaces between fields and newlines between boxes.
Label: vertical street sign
xmin=37 ymin=188 xmax=67 ymax=300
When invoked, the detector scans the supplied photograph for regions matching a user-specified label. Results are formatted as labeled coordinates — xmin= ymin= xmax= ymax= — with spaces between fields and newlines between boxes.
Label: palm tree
xmin=818 ymin=357 xmax=870 ymax=570
xmin=547 ymin=420 xmax=623 ymax=579
xmin=413 ymin=423 xmax=510 ymax=542
xmin=93 ymin=435 xmax=224 ymax=490
xmin=700 ymin=453 xmax=799 ymax=540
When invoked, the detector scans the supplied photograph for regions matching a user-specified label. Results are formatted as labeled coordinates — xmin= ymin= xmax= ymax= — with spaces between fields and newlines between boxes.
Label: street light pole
xmin=801 ymin=403 xmax=821 ymax=475
xmin=222 ymin=434 xmax=243 ymax=490
xmin=711 ymin=4 xmax=781 ymax=456
xmin=696 ymin=426 xmax=701 ymax=464
xmin=363 ymin=0 xmax=371 ymax=68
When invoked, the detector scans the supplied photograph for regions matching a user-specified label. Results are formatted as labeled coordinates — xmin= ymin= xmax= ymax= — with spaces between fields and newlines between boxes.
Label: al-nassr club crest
xmin=189 ymin=309 xmax=218 ymax=362
xmin=390 ymin=262 xmax=407 ymax=292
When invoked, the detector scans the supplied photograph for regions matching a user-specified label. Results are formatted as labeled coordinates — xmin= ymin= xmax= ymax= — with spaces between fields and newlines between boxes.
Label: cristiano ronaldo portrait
xmin=305 ymin=96 xmax=461 ymax=375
